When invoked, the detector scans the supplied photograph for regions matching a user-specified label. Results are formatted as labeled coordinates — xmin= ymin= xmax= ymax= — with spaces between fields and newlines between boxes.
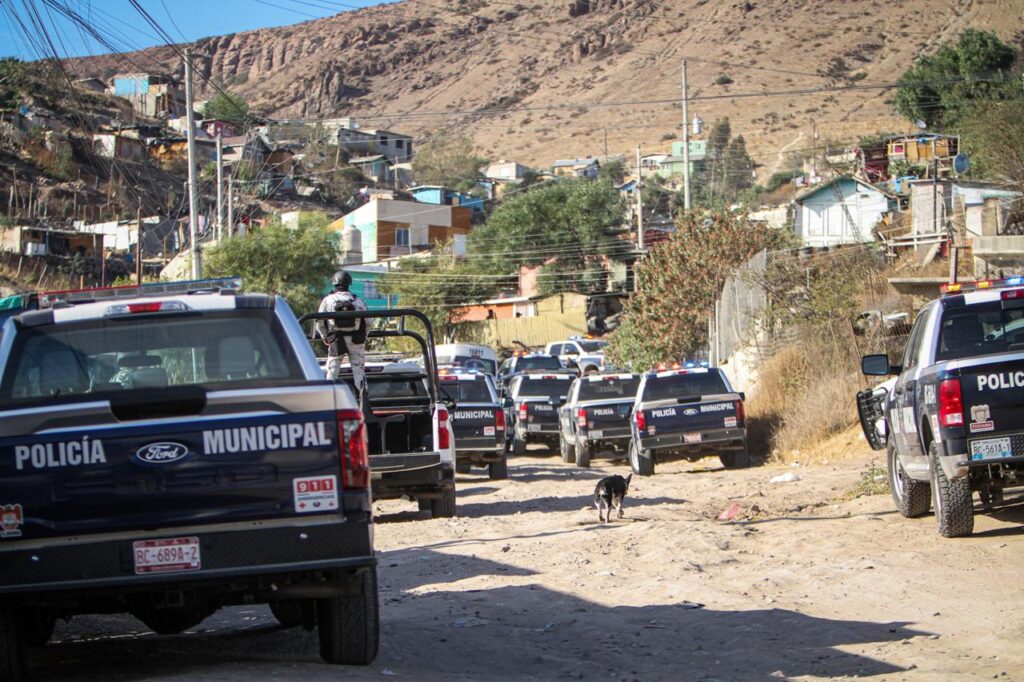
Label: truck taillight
xmin=735 ymin=400 xmax=745 ymax=425
xmin=938 ymin=379 xmax=964 ymax=427
xmin=495 ymin=408 xmax=506 ymax=431
xmin=518 ymin=403 xmax=529 ymax=421
xmin=337 ymin=409 xmax=369 ymax=489
xmin=576 ymin=407 xmax=588 ymax=428
xmin=437 ymin=407 xmax=451 ymax=450
xmin=635 ymin=409 xmax=646 ymax=432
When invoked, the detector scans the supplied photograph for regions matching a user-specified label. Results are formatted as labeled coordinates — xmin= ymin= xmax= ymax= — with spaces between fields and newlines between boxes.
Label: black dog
xmin=594 ymin=474 xmax=632 ymax=523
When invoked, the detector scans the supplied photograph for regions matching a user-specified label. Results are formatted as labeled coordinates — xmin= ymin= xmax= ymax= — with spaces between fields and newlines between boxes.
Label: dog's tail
xmin=624 ymin=473 xmax=632 ymax=490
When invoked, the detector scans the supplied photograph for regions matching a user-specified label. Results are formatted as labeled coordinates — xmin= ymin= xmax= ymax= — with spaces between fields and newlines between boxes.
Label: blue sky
xmin=0 ymin=1 xmax=394 ymax=59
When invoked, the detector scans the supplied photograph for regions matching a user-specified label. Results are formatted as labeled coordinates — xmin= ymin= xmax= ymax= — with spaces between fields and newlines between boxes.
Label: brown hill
xmin=68 ymin=0 xmax=1024 ymax=172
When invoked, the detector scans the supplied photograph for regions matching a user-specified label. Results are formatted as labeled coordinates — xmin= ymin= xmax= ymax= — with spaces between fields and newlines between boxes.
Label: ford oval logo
xmin=683 ymin=408 xmax=699 ymax=416
xmin=134 ymin=442 xmax=191 ymax=465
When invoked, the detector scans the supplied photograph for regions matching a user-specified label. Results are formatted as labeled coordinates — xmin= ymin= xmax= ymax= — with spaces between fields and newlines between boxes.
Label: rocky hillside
xmin=69 ymin=0 xmax=1024 ymax=169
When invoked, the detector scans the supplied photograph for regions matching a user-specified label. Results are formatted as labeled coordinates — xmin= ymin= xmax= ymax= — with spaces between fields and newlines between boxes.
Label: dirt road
xmin=31 ymin=445 xmax=1024 ymax=681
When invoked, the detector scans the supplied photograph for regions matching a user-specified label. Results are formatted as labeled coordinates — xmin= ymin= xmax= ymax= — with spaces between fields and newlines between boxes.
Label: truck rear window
xmin=936 ymin=302 xmax=1024 ymax=361
xmin=441 ymin=380 xmax=492 ymax=403
xmin=517 ymin=379 xmax=570 ymax=399
xmin=516 ymin=357 xmax=562 ymax=372
xmin=0 ymin=310 xmax=304 ymax=405
xmin=578 ymin=377 xmax=639 ymax=401
xmin=642 ymin=372 xmax=729 ymax=402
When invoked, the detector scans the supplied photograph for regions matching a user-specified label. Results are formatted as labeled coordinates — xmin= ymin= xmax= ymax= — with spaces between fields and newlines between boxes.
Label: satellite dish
xmin=914 ymin=119 xmax=927 ymax=130
xmin=953 ymin=153 xmax=970 ymax=175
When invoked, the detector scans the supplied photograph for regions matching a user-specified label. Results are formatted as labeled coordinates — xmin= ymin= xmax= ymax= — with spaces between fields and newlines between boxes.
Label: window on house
xmin=395 ymin=228 xmax=410 ymax=247
xmin=363 ymin=281 xmax=379 ymax=299
xmin=396 ymin=140 xmax=404 ymax=150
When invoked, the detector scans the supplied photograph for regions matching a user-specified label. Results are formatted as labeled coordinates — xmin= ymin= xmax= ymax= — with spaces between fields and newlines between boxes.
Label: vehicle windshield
xmin=578 ymin=340 xmax=608 ymax=353
xmin=642 ymin=372 xmax=729 ymax=402
xmin=516 ymin=356 xmax=562 ymax=372
xmin=578 ymin=377 xmax=639 ymax=401
xmin=440 ymin=379 xmax=493 ymax=403
xmin=936 ymin=301 xmax=1024 ymax=361
xmin=0 ymin=310 xmax=304 ymax=405
xmin=517 ymin=379 xmax=570 ymax=400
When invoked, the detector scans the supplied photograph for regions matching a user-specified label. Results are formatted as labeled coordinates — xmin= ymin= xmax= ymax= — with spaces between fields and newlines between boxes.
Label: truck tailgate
xmin=957 ymin=356 xmax=1024 ymax=449
xmin=640 ymin=394 xmax=742 ymax=438
xmin=0 ymin=384 xmax=348 ymax=541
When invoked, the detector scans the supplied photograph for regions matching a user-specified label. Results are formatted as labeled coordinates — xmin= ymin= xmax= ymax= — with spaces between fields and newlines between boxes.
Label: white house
xmin=794 ymin=177 xmax=896 ymax=247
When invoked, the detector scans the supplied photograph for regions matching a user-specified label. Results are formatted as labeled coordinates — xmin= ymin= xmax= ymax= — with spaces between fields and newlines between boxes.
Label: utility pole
xmin=226 ymin=178 xmax=234 ymax=239
xmin=636 ymin=145 xmax=644 ymax=251
xmin=604 ymin=129 xmax=608 ymax=163
xmin=681 ymin=60 xmax=691 ymax=212
xmin=184 ymin=48 xmax=202 ymax=278
xmin=216 ymin=134 xmax=224 ymax=242
xmin=811 ymin=119 xmax=818 ymax=178
xmin=135 ymin=200 xmax=143 ymax=285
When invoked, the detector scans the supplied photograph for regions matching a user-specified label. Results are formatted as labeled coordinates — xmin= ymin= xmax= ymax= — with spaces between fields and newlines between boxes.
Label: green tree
xmin=894 ymin=29 xmax=1018 ymax=130
xmin=204 ymin=213 xmax=338 ymax=315
xmin=468 ymin=177 xmax=629 ymax=293
xmin=607 ymin=211 xmax=782 ymax=369
xmin=599 ymin=159 xmax=625 ymax=184
xmin=202 ymin=92 xmax=250 ymax=127
xmin=962 ymin=99 xmax=1024 ymax=189
xmin=412 ymin=129 xmax=486 ymax=187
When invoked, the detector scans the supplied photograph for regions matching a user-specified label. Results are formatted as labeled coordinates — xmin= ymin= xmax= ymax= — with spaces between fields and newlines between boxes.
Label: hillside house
xmin=331 ymin=198 xmax=472 ymax=262
xmin=484 ymin=160 xmax=531 ymax=181
xmin=338 ymin=126 xmax=412 ymax=163
xmin=794 ymin=177 xmax=897 ymax=247
xmin=409 ymin=186 xmax=486 ymax=218
xmin=200 ymin=119 xmax=239 ymax=139
xmin=111 ymin=73 xmax=184 ymax=118
xmin=659 ymin=140 xmax=707 ymax=177
xmin=350 ymin=155 xmax=391 ymax=184
xmin=148 ymin=136 xmax=217 ymax=168
xmin=222 ymin=135 xmax=271 ymax=168
xmin=552 ymin=157 xmax=600 ymax=178
xmin=93 ymin=132 xmax=147 ymax=162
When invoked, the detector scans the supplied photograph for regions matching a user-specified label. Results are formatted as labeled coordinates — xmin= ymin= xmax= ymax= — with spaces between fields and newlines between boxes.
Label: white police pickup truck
xmin=546 ymin=337 xmax=608 ymax=375
xmin=0 ymin=279 xmax=379 ymax=680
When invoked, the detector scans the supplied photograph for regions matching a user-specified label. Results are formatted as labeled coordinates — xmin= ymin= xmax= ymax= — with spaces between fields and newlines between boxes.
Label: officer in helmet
xmin=316 ymin=270 xmax=368 ymax=392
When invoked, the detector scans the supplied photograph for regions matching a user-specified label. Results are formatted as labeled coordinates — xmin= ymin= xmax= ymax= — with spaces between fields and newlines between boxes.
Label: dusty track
xmin=31 ymin=447 xmax=1024 ymax=681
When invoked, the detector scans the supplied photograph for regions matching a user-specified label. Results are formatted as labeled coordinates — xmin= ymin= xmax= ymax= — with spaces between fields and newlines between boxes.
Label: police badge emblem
xmin=0 ymin=504 xmax=23 ymax=538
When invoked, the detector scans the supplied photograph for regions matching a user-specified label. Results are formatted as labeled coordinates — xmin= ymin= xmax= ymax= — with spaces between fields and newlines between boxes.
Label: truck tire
xmin=930 ymin=442 xmax=974 ymax=538
xmin=559 ymin=434 xmax=575 ymax=464
xmin=629 ymin=441 xmax=655 ymax=476
xmin=431 ymin=486 xmax=457 ymax=518
xmin=0 ymin=608 xmax=25 ymax=682
xmin=888 ymin=442 xmax=930 ymax=518
xmin=489 ymin=456 xmax=509 ymax=480
xmin=575 ymin=438 xmax=592 ymax=468
xmin=512 ymin=434 xmax=526 ymax=458
xmin=317 ymin=568 xmax=380 ymax=666
xmin=719 ymin=449 xmax=751 ymax=469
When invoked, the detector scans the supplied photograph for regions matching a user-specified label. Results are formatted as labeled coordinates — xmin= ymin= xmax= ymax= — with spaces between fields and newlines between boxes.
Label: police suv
xmin=440 ymin=370 xmax=507 ymax=479
xmin=505 ymin=372 xmax=575 ymax=456
xmin=629 ymin=366 xmax=748 ymax=475
xmin=557 ymin=373 xmax=640 ymax=467
xmin=860 ymin=277 xmax=1024 ymax=538
xmin=0 ymin=280 xmax=378 ymax=679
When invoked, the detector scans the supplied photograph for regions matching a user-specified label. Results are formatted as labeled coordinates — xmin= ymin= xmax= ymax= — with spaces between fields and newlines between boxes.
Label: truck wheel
xmin=575 ymin=438 xmax=592 ymax=468
xmin=628 ymin=441 xmax=655 ymax=476
xmin=317 ymin=568 xmax=380 ymax=666
xmin=431 ymin=486 xmax=457 ymax=518
xmin=719 ymin=449 xmax=751 ymax=469
xmin=930 ymin=442 xmax=973 ymax=538
xmin=0 ymin=608 xmax=25 ymax=682
xmin=888 ymin=442 xmax=930 ymax=518
xmin=489 ymin=456 xmax=508 ymax=480
xmin=512 ymin=434 xmax=526 ymax=458
xmin=559 ymin=434 xmax=575 ymax=464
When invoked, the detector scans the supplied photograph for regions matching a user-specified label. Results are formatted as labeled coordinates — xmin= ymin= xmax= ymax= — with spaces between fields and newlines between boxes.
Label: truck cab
xmin=496 ymin=353 xmax=567 ymax=395
xmin=861 ymin=276 xmax=1024 ymax=537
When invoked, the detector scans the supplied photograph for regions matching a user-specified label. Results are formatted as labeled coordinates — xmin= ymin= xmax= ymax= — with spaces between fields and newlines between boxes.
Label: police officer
xmin=316 ymin=271 xmax=368 ymax=392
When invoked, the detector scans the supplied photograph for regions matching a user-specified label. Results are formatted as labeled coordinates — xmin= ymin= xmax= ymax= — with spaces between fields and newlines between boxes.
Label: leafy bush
xmin=714 ymin=74 xmax=734 ymax=86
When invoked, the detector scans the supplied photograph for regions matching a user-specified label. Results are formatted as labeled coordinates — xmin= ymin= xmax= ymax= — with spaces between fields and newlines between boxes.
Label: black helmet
xmin=331 ymin=270 xmax=353 ymax=289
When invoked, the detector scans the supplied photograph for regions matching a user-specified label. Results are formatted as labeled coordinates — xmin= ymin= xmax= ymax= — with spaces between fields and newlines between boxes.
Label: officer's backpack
xmin=330 ymin=292 xmax=365 ymax=342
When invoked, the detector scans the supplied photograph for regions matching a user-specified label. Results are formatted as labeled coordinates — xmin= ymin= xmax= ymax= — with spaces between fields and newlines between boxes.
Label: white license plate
xmin=589 ymin=430 xmax=603 ymax=438
xmin=527 ymin=424 xmax=542 ymax=432
xmin=483 ymin=426 xmax=496 ymax=436
xmin=970 ymin=437 xmax=1013 ymax=461
xmin=684 ymin=433 xmax=702 ymax=444
xmin=133 ymin=537 xmax=201 ymax=575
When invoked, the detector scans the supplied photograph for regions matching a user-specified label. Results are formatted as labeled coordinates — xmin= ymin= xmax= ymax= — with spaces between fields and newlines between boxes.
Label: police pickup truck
xmin=0 ymin=279 xmax=378 ymax=680
xmin=545 ymin=337 xmax=609 ymax=375
xmin=496 ymin=353 xmax=567 ymax=395
xmin=440 ymin=370 xmax=507 ymax=479
xmin=558 ymin=373 xmax=639 ymax=467
xmin=860 ymin=277 xmax=1024 ymax=538
xmin=505 ymin=372 xmax=575 ymax=457
xmin=628 ymin=366 xmax=748 ymax=476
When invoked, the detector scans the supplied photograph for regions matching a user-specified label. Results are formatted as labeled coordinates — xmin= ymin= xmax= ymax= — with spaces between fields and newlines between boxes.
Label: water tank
xmin=341 ymin=226 xmax=363 ymax=265
xmin=692 ymin=115 xmax=703 ymax=136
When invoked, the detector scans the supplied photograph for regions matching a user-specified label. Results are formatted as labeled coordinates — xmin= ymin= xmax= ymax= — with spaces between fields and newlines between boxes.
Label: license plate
xmin=133 ymin=537 xmax=201 ymax=575
xmin=528 ymin=424 xmax=541 ymax=432
xmin=589 ymin=430 xmax=603 ymax=438
xmin=970 ymin=437 xmax=1013 ymax=461
xmin=484 ymin=426 xmax=496 ymax=436
xmin=684 ymin=433 xmax=702 ymax=444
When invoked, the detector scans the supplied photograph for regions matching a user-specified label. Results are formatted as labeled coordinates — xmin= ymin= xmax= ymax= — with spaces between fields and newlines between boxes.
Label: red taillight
xmin=635 ymin=409 xmax=646 ymax=432
xmin=495 ymin=408 xmax=506 ymax=431
xmin=437 ymin=406 xmax=451 ymax=450
xmin=337 ymin=409 xmax=369 ymax=489
xmin=735 ymin=400 xmax=745 ymax=425
xmin=1002 ymin=288 xmax=1024 ymax=301
xmin=938 ymin=379 xmax=964 ymax=427
xmin=576 ymin=407 xmax=588 ymax=428
xmin=518 ymin=403 xmax=528 ymax=421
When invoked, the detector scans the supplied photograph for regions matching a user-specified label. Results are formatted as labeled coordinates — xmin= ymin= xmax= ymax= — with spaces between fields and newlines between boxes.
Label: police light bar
xmin=40 ymin=277 xmax=242 ymax=308
xmin=940 ymin=276 xmax=1024 ymax=296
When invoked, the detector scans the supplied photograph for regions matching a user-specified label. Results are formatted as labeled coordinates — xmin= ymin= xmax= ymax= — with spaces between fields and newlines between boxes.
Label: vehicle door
xmin=891 ymin=306 xmax=932 ymax=459
xmin=559 ymin=379 xmax=579 ymax=440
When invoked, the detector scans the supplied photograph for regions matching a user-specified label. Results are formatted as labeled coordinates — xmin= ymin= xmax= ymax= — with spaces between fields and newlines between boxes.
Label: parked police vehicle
xmin=545 ymin=336 xmax=608 ymax=375
xmin=496 ymin=352 xmax=568 ymax=395
xmin=440 ymin=370 xmax=507 ymax=479
xmin=558 ymin=373 xmax=640 ymax=467
xmin=0 ymin=279 xmax=379 ymax=680
xmin=304 ymin=309 xmax=456 ymax=519
xmin=629 ymin=365 xmax=748 ymax=475
xmin=505 ymin=372 xmax=575 ymax=456
xmin=431 ymin=343 xmax=499 ymax=377
xmin=860 ymin=277 xmax=1024 ymax=538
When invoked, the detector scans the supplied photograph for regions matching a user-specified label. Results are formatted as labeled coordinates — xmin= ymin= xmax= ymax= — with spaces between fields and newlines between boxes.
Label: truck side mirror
xmin=861 ymin=354 xmax=894 ymax=376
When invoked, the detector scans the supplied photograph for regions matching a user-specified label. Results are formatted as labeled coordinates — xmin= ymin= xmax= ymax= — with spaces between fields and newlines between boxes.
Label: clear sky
xmin=0 ymin=0 xmax=394 ymax=59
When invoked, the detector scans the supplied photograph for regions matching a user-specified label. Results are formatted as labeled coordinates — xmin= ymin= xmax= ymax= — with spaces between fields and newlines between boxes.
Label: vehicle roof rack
xmin=39 ymin=277 xmax=242 ymax=308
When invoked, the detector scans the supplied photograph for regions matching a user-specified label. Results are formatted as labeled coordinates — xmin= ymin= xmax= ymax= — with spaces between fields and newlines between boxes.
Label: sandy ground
xmin=29 ymin=443 xmax=1024 ymax=681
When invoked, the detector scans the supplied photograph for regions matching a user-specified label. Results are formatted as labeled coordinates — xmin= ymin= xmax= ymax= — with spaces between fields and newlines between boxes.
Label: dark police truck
xmin=0 ymin=280 xmax=378 ymax=681
xmin=860 ymin=277 xmax=1024 ymax=538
